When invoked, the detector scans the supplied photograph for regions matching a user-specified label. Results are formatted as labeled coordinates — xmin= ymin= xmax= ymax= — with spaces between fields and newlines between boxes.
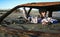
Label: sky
xmin=0 ymin=0 xmax=60 ymax=9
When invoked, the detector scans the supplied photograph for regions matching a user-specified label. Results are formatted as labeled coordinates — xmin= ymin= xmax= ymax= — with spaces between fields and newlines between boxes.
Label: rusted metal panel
xmin=20 ymin=2 xmax=60 ymax=6
xmin=0 ymin=26 xmax=60 ymax=37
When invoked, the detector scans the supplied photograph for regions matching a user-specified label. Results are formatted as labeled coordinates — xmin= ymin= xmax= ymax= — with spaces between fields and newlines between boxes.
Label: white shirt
xmin=31 ymin=17 xmax=37 ymax=23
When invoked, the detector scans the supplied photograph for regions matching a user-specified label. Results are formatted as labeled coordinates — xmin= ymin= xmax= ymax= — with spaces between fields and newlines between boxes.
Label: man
xmin=38 ymin=9 xmax=47 ymax=25
xmin=41 ymin=11 xmax=47 ymax=25
xmin=41 ymin=14 xmax=58 ymax=25
xmin=39 ymin=9 xmax=47 ymax=19
xmin=39 ymin=9 xmax=58 ymax=25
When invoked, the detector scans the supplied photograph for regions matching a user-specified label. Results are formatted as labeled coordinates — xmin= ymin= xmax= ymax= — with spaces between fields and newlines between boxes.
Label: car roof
xmin=20 ymin=2 xmax=60 ymax=6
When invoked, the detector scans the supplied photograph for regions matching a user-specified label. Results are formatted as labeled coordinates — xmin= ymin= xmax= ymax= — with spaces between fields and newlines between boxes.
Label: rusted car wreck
xmin=0 ymin=2 xmax=60 ymax=37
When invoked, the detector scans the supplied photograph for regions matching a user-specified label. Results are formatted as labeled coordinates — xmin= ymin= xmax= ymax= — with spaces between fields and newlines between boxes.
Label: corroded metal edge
xmin=0 ymin=26 xmax=60 ymax=37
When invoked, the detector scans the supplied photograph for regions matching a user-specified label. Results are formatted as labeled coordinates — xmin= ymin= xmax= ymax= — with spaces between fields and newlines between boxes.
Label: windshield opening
xmin=0 ymin=7 xmax=60 ymax=31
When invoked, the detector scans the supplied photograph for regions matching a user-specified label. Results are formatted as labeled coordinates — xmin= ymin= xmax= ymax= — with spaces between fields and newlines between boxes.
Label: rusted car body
xmin=0 ymin=2 xmax=60 ymax=37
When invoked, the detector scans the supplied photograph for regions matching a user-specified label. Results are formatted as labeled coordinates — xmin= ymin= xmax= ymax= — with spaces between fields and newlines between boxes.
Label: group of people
xmin=27 ymin=10 xmax=58 ymax=25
